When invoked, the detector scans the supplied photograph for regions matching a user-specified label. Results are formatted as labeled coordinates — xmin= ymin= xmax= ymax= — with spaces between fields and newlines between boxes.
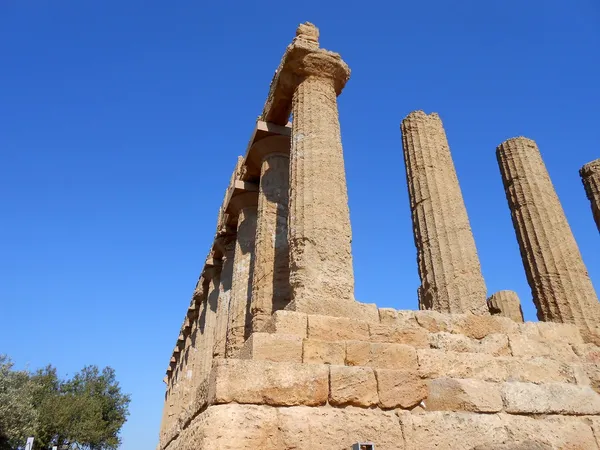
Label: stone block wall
xmin=160 ymin=309 xmax=600 ymax=450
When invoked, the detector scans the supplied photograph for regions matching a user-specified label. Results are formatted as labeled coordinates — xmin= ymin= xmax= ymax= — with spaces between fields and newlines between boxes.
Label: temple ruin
xmin=581 ymin=158 xmax=600 ymax=233
xmin=157 ymin=23 xmax=600 ymax=450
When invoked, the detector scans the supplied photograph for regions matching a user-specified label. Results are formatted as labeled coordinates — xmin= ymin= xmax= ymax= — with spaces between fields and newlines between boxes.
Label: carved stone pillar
xmin=212 ymin=241 xmax=235 ymax=358
xmin=400 ymin=111 xmax=488 ymax=315
xmin=487 ymin=290 xmax=524 ymax=322
xmin=226 ymin=197 xmax=258 ymax=356
xmin=497 ymin=137 xmax=600 ymax=329
xmin=581 ymin=159 xmax=600 ymax=233
xmin=287 ymin=53 xmax=355 ymax=316
xmin=199 ymin=265 xmax=221 ymax=378
xmin=248 ymin=136 xmax=291 ymax=332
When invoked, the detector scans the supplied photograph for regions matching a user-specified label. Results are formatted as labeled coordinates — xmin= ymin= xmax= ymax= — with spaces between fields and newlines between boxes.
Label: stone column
xmin=226 ymin=199 xmax=258 ymax=356
xmin=400 ymin=111 xmax=488 ymax=315
xmin=496 ymin=137 xmax=600 ymax=329
xmin=287 ymin=53 xmax=356 ymax=315
xmin=581 ymin=159 xmax=600 ymax=233
xmin=487 ymin=290 xmax=524 ymax=322
xmin=212 ymin=241 xmax=235 ymax=358
xmin=249 ymin=136 xmax=291 ymax=332
xmin=199 ymin=266 xmax=220 ymax=379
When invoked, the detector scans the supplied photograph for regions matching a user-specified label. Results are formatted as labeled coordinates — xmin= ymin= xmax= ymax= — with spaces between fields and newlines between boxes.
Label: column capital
xmin=581 ymin=158 xmax=600 ymax=177
xmin=261 ymin=23 xmax=350 ymax=125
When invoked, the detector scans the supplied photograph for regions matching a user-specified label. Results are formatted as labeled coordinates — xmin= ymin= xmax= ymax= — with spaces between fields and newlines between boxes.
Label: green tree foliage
xmin=0 ymin=356 xmax=130 ymax=450
xmin=0 ymin=356 xmax=37 ymax=450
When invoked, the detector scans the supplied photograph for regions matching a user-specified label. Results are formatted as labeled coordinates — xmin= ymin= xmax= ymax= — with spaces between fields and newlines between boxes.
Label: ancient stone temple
xmin=157 ymin=23 xmax=600 ymax=450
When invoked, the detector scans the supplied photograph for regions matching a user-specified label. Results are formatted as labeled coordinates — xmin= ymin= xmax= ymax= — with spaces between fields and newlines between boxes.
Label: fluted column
xmin=212 ymin=241 xmax=235 ymax=358
xmin=199 ymin=266 xmax=220 ymax=379
xmin=581 ymin=159 xmax=600 ymax=233
xmin=496 ymin=137 xmax=600 ymax=329
xmin=400 ymin=111 xmax=488 ymax=315
xmin=287 ymin=54 xmax=356 ymax=316
xmin=250 ymin=136 xmax=291 ymax=332
xmin=226 ymin=203 xmax=258 ymax=356
xmin=487 ymin=290 xmax=524 ymax=322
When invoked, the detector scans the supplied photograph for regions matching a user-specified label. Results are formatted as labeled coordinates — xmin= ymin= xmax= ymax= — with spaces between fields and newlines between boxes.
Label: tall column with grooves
xmin=199 ymin=267 xmax=220 ymax=379
xmin=496 ymin=137 xmax=600 ymax=329
xmin=288 ymin=53 xmax=355 ymax=315
xmin=250 ymin=136 xmax=291 ymax=332
xmin=581 ymin=159 xmax=600 ymax=233
xmin=212 ymin=242 xmax=235 ymax=358
xmin=226 ymin=204 xmax=257 ymax=356
xmin=400 ymin=111 xmax=488 ymax=315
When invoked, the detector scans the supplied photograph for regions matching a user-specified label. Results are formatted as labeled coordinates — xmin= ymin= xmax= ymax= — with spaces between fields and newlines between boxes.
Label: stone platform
xmin=160 ymin=308 xmax=600 ymax=450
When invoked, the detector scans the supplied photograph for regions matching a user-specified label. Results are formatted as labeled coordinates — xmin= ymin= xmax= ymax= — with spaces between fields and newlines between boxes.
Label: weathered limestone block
xmin=581 ymin=158 xmax=600 ymax=232
xmin=198 ymin=268 xmax=220 ymax=384
xmin=368 ymin=323 xmax=429 ymax=348
xmin=238 ymin=333 xmax=303 ymax=363
xmin=508 ymin=333 xmax=578 ymax=362
xmin=417 ymin=349 xmax=577 ymax=384
xmin=346 ymin=341 xmax=418 ymax=370
xmin=400 ymin=111 xmax=488 ymax=315
xmin=428 ymin=332 xmax=510 ymax=356
xmin=181 ymin=403 xmax=404 ymax=450
xmin=263 ymin=310 xmax=308 ymax=337
xmin=400 ymin=411 xmax=598 ymax=450
xmin=501 ymin=381 xmax=600 ymax=414
xmin=208 ymin=359 xmax=328 ymax=407
xmin=249 ymin=136 xmax=291 ymax=332
xmin=329 ymin=365 xmax=378 ymax=407
xmin=496 ymin=137 xmax=600 ymax=329
xmin=400 ymin=411 xmax=507 ymax=450
xmin=225 ymin=203 xmax=257 ymax=357
xmin=375 ymin=368 xmax=427 ymax=409
xmin=425 ymin=378 xmax=502 ymax=412
xmin=212 ymin=241 xmax=235 ymax=358
xmin=487 ymin=290 xmax=524 ymax=322
xmin=302 ymin=339 xmax=345 ymax=365
xmin=307 ymin=314 xmax=369 ymax=341
xmin=535 ymin=321 xmax=584 ymax=345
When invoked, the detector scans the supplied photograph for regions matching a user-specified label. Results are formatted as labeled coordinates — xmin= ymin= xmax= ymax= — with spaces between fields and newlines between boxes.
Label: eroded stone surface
xmin=581 ymin=158 xmax=600 ymax=233
xmin=401 ymin=111 xmax=488 ymax=315
xmin=487 ymin=290 xmax=524 ymax=322
xmin=496 ymin=137 xmax=600 ymax=331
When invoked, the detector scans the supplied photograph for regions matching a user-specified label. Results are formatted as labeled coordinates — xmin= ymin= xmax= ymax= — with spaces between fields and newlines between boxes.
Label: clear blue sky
xmin=1 ymin=1 xmax=599 ymax=449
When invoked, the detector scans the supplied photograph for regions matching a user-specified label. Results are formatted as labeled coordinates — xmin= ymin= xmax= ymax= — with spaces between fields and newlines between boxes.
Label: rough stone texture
xmin=263 ymin=310 xmax=308 ymax=337
xmin=307 ymin=314 xmax=369 ymax=341
xmin=581 ymin=158 xmax=600 ymax=232
xmin=375 ymin=369 xmax=427 ymax=409
xmin=250 ymin=137 xmax=291 ymax=332
xmin=329 ymin=365 xmax=378 ymax=407
xmin=302 ymin=339 xmax=345 ymax=365
xmin=508 ymin=333 xmax=578 ymax=362
xmin=287 ymin=53 xmax=357 ymax=316
xmin=368 ymin=322 xmax=429 ymax=347
xmin=346 ymin=341 xmax=418 ymax=370
xmin=487 ymin=290 xmax=524 ymax=322
xmin=496 ymin=137 xmax=600 ymax=330
xmin=417 ymin=349 xmax=576 ymax=384
xmin=225 ymin=206 xmax=257 ymax=357
xmin=501 ymin=381 xmax=600 ymax=415
xmin=212 ymin=242 xmax=234 ymax=358
xmin=238 ymin=333 xmax=303 ymax=363
xmin=208 ymin=359 xmax=328 ymax=407
xmin=171 ymin=404 xmax=405 ymax=450
xmin=425 ymin=378 xmax=503 ymax=412
xmin=400 ymin=412 xmax=598 ymax=450
xmin=401 ymin=111 xmax=488 ymax=315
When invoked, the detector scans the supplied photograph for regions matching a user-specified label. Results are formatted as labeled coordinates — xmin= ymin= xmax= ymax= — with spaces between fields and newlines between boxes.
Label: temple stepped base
xmin=161 ymin=309 xmax=600 ymax=450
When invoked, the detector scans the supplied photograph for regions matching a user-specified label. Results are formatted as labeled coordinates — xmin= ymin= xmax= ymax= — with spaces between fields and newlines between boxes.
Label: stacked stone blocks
xmin=157 ymin=21 xmax=600 ymax=450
